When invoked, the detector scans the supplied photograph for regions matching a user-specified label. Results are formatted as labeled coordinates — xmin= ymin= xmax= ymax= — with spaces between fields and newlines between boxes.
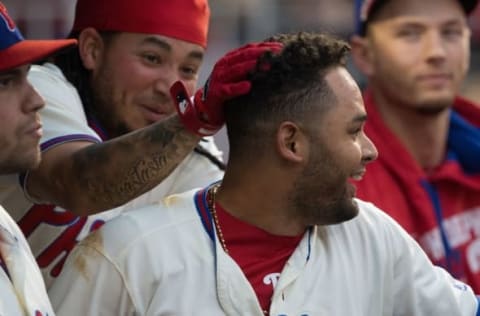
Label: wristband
xmin=170 ymin=82 xmax=222 ymax=136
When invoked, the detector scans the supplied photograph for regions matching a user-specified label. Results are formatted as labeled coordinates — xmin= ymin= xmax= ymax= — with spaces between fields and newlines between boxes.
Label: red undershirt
xmin=215 ymin=202 xmax=304 ymax=314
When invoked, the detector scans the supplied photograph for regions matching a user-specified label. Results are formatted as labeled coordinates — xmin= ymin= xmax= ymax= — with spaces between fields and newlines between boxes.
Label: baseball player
xmin=350 ymin=0 xmax=480 ymax=291
xmin=0 ymin=0 xmax=272 ymax=288
xmin=49 ymin=32 xmax=478 ymax=316
xmin=0 ymin=2 xmax=76 ymax=314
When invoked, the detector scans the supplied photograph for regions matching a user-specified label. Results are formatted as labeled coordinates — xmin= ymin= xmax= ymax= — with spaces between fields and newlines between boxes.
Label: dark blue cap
xmin=355 ymin=0 xmax=479 ymax=35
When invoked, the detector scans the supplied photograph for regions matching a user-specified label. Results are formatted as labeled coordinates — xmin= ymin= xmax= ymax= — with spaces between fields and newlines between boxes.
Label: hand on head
xmin=170 ymin=42 xmax=283 ymax=136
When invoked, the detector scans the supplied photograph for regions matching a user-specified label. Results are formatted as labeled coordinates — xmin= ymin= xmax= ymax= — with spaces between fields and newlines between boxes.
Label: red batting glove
xmin=170 ymin=42 xmax=283 ymax=136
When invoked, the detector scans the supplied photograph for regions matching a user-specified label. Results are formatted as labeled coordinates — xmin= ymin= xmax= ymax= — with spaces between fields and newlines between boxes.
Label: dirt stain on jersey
xmin=163 ymin=194 xmax=180 ymax=206
xmin=73 ymin=230 xmax=104 ymax=281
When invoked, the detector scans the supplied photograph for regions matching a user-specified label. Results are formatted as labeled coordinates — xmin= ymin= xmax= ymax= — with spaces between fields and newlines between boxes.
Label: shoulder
xmin=348 ymin=198 xmax=399 ymax=226
xmin=330 ymin=198 xmax=411 ymax=244
xmin=29 ymin=63 xmax=69 ymax=86
xmin=318 ymin=199 xmax=418 ymax=270
xmin=454 ymin=96 xmax=480 ymax=127
xmin=28 ymin=63 xmax=80 ymax=101
xmin=83 ymin=189 xmax=207 ymax=260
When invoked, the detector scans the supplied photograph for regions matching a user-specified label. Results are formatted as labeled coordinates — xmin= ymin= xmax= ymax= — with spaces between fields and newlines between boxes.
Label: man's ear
xmin=350 ymin=35 xmax=374 ymax=77
xmin=276 ymin=121 xmax=307 ymax=164
xmin=77 ymin=27 xmax=105 ymax=71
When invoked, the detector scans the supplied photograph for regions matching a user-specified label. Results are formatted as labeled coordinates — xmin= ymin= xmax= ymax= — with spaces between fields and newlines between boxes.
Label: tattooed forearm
xmin=71 ymin=115 xmax=200 ymax=213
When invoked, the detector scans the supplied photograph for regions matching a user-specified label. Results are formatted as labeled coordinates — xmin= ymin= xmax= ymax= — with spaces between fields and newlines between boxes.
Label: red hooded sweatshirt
xmin=357 ymin=90 xmax=480 ymax=292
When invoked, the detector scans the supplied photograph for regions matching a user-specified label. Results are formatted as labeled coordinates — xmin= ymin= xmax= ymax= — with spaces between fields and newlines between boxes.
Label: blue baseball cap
xmin=355 ymin=0 xmax=479 ymax=35
xmin=0 ymin=2 xmax=76 ymax=72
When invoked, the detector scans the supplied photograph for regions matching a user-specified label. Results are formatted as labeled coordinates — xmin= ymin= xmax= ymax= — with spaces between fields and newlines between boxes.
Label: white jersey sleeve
xmin=28 ymin=63 xmax=101 ymax=151
xmin=373 ymin=202 xmax=479 ymax=315
xmin=0 ymin=205 xmax=54 ymax=316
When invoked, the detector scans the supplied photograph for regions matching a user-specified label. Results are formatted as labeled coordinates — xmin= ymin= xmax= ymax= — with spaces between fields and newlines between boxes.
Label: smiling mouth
xmin=140 ymin=105 xmax=169 ymax=122
xmin=350 ymin=170 xmax=366 ymax=181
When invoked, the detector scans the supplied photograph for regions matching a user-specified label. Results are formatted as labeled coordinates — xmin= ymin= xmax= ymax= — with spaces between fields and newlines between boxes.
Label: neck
xmin=371 ymin=88 xmax=451 ymax=170
xmin=215 ymin=170 xmax=307 ymax=236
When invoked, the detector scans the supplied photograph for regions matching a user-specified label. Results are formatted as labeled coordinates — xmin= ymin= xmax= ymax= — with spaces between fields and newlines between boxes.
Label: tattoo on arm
xmin=72 ymin=116 xmax=200 ymax=211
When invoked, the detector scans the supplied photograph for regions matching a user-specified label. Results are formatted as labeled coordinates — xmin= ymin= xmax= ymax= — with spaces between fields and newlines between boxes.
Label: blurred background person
xmin=350 ymin=0 xmax=480 ymax=292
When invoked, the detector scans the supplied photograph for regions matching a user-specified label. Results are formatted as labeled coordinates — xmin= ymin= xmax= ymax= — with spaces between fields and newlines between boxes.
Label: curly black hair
xmin=224 ymin=31 xmax=350 ymax=160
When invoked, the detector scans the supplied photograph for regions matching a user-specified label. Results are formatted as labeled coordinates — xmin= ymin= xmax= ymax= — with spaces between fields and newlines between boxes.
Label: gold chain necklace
xmin=207 ymin=184 xmax=229 ymax=254
xmin=206 ymin=185 xmax=269 ymax=316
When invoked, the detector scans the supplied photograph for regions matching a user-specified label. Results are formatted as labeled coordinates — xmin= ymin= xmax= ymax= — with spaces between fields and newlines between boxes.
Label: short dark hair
xmin=224 ymin=32 xmax=350 ymax=160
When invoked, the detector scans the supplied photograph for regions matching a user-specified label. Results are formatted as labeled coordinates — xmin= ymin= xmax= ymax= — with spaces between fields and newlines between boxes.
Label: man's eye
xmin=443 ymin=28 xmax=463 ymax=39
xmin=351 ymin=126 xmax=362 ymax=134
xmin=181 ymin=66 xmax=198 ymax=76
xmin=398 ymin=28 xmax=421 ymax=38
xmin=0 ymin=77 xmax=13 ymax=88
xmin=349 ymin=128 xmax=361 ymax=138
xmin=143 ymin=53 xmax=161 ymax=64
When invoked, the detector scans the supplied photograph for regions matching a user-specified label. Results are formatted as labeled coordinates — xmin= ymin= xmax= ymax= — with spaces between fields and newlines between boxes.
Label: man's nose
xmin=361 ymin=133 xmax=378 ymax=164
xmin=24 ymin=81 xmax=45 ymax=114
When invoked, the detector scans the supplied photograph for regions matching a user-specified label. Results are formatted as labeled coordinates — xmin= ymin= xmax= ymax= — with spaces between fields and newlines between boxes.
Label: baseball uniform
xmin=49 ymin=187 xmax=479 ymax=315
xmin=356 ymin=90 xmax=480 ymax=292
xmin=0 ymin=205 xmax=54 ymax=316
xmin=0 ymin=62 xmax=224 ymax=288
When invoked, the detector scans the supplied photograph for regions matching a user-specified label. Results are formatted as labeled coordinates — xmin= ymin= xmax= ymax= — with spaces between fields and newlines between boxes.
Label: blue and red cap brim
xmin=0 ymin=39 xmax=77 ymax=72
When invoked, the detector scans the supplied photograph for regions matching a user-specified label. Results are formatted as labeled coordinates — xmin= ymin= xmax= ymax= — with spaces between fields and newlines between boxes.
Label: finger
xmin=215 ymin=42 xmax=283 ymax=67
xmin=216 ymin=60 xmax=258 ymax=83
xmin=220 ymin=81 xmax=252 ymax=98
xmin=224 ymin=45 xmax=282 ymax=66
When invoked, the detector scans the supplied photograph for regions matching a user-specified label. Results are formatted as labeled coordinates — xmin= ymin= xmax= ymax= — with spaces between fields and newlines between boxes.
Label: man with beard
xmin=350 ymin=0 xmax=480 ymax=291
xmin=49 ymin=32 xmax=478 ymax=316
xmin=0 ymin=2 xmax=76 ymax=314
xmin=0 ymin=0 xmax=277 ymax=288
